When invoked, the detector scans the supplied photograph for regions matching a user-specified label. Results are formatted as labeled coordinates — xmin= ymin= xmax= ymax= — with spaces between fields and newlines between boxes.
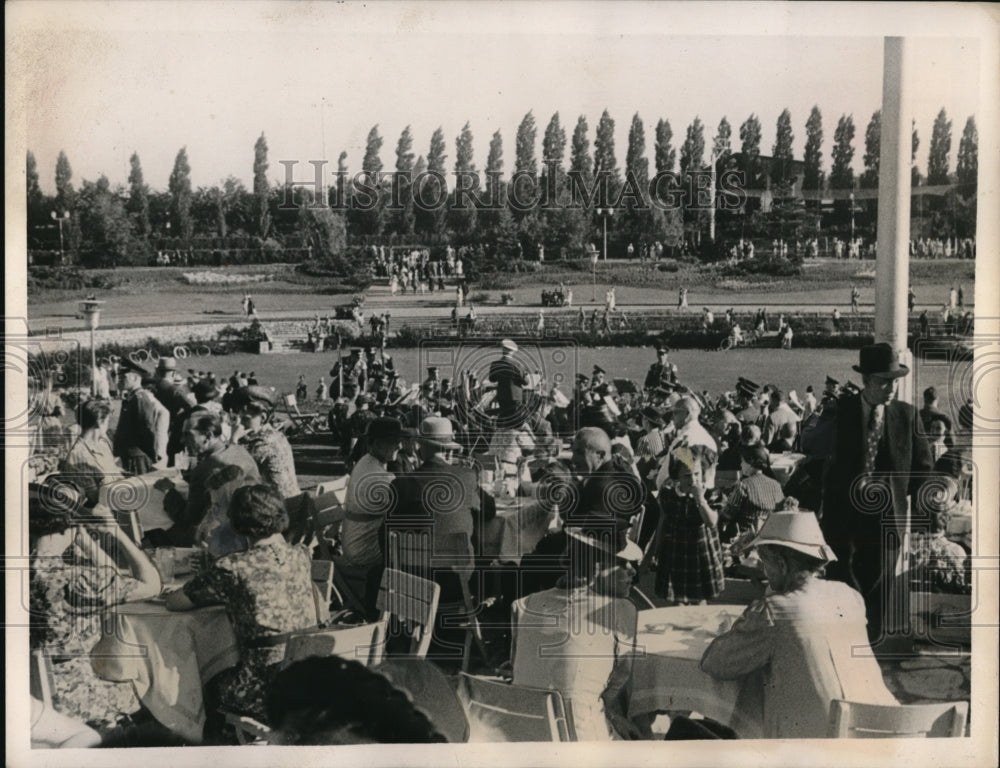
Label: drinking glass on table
xmin=150 ymin=547 xmax=176 ymax=584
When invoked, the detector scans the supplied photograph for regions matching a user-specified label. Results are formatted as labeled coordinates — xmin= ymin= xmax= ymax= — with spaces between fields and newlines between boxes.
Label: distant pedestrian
xmin=907 ymin=286 xmax=916 ymax=313
xmin=296 ymin=375 xmax=308 ymax=402
xmin=780 ymin=323 xmax=793 ymax=350
xmin=957 ymin=284 xmax=964 ymax=309
xmin=919 ymin=310 xmax=929 ymax=338
xmin=246 ymin=294 xmax=255 ymax=316
xmin=850 ymin=285 xmax=860 ymax=314
xmin=949 ymin=285 xmax=958 ymax=309
xmin=832 ymin=308 xmax=842 ymax=333
xmin=537 ymin=310 xmax=545 ymax=335
xmin=678 ymin=287 xmax=688 ymax=311
xmin=241 ymin=293 xmax=250 ymax=316
xmin=579 ymin=307 xmax=586 ymax=331
xmin=316 ymin=376 xmax=328 ymax=402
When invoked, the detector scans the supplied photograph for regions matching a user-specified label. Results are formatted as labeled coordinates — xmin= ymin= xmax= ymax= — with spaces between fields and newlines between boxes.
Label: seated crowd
xmin=27 ymin=340 xmax=973 ymax=746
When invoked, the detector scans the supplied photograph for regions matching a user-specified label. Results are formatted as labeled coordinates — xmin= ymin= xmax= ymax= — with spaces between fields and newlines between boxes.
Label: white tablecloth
xmin=627 ymin=605 xmax=762 ymax=738
xmin=100 ymin=468 xmax=188 ymax=533
xmin=91 ymin=602 xmax=238 ymax=743
xmin=481 ymin=497 xmax=551 ymax=564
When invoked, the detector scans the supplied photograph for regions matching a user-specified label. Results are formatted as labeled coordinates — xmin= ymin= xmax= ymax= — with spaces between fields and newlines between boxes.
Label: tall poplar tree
xmin=927 ymin=108 xmax=952 ymax=185
xmin=739 ymin=114 xmax=762 ymax=187
xmin=771 ymin=109 xmax=794 ymax=188
xmin=253 ymin=133 xmax=271 ymax=239
xmin=127 ymin=152 xmax=152 ymax=237
xmin=803 ymin=106 xmax=824 ymax=193
xmin=168 ymin=147 xmax=194 ymax=244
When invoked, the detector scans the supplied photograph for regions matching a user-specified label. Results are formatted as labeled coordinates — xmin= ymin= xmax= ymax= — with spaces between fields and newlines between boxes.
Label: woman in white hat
xmin=700 ymin=503 xmax=897 ymax=738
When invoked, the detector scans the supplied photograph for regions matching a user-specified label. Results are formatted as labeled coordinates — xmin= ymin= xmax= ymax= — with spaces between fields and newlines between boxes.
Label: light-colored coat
xmin=700 ymin=578 xmax=896 ymax=738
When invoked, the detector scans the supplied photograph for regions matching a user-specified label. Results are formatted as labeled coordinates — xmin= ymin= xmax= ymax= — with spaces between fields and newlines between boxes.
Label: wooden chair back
xmin=30 ymin=650 xmax=55 ymax=708
xmin=458 ymin=673 xmax=575 ymax=742
xmin=284 ymin=618 xmax=388 ymax=667
xmin=375 ymin=567 xmax=440 ymax=659
xmin=114 ymin=509 xmax=144 ymax=545
xmin=828 ymin=699 xmax=969 ymax=738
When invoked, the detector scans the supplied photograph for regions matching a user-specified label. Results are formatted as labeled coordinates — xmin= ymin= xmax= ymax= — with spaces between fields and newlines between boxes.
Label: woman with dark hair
xmin=701 ymin=509 xmax=897 ymax=738
xmin=165 ymin=484 xmax=315 ymax=720
xmin=718 ymin=443 xmax=785 ymax=543
xmin=234 ymin=386 xmax=299 ymax=500
xmin=29 ymin=479 xmax=162 ymax=734
xmin=58 ymin=398 xmax=124 ymax=505
xmin=265 ymin=657 xmax=450 ymax=744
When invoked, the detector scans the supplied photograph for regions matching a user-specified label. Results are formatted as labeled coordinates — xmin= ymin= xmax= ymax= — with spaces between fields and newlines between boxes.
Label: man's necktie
xmin=864 ymin=403 xmax=885 ymax=473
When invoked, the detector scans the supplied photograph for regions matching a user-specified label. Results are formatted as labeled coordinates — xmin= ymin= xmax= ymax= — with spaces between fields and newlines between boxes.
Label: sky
xmin=8 ymin=2 xmax=986 ymax=195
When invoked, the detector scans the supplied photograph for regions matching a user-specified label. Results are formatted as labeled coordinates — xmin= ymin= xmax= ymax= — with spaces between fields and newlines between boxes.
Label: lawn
xmin=200 ymin=344 xmax=970 ymax=426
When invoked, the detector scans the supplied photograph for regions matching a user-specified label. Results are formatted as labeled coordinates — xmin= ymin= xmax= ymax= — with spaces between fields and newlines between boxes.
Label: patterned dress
xmin=238 ymin=425 xmax=300 ymax=500
xmin=182 ymin=535 xmax=315 ymax=719
xmin=30 ymin=539 xmax=145 ymax=733
xmin=654 ymin=487 xmax=725 ymax=603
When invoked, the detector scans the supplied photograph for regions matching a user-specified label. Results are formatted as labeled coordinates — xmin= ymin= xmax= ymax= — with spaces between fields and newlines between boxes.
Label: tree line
xmin=26 ymin=106 xmax=977 ymax=267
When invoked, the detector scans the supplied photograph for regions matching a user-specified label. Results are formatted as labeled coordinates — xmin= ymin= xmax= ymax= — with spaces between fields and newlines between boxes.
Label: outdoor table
xmin=480 ymin=495 xmax=551 ymax=564
xmin=91 ymin=595 xmax=238 ymax=743
xmin=768 ymin=452 xmax=804 ymax=487
xmin=627 ymin=604 xmax=762 ymax=738
xmin=100 ymin=468 xmax=188 ymax=534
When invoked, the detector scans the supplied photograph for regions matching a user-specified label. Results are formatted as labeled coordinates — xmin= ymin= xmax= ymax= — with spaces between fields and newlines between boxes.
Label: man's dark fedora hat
xmin=852 ymin=342 xmax=909 ymax=378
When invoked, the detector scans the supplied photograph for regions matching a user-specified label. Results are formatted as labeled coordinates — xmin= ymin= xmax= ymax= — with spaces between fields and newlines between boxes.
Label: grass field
xmin=198 ymin=344 xmax=971 ymax=426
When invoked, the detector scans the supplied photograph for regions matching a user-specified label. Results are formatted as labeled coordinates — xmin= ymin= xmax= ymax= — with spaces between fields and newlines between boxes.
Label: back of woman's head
xmin=265 ymin=657 xmax=447 ymax=744
xmin=28 ymin=478 xmax=85 ymax=538
xmin=228 ymin=484 xmax=288 ymax=539
xmin=77 ymin=398 xmax=111 ymax=431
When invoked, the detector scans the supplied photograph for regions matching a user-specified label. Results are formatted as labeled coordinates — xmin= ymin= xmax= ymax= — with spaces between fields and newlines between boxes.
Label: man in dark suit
xmin=644 ymin=345 xmax=678 ymax=391
xmin=388 ymin=417 xmax=482 ymax=602
xmin=821 ymin=343 xmax=932 ymax=643
xmin=488 ymin=339 xmax=526 ymax=428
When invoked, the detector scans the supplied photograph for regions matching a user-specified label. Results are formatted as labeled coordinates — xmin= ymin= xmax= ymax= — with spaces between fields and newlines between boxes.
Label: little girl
xmin=651 ymin=448 xmax=725 ymax=604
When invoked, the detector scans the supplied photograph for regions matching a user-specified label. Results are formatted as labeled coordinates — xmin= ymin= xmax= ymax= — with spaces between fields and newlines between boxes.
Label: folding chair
xmin=457 ymin=673 xmax=576 ymax=741
xmin=386 ymin=530 xmax=492 ymax=671
xmin=375 ymin=567 xmax=440 ymax=659
xmin=310 ymin=559 xmax=341 ymax=624
xmin=827 ymin=699 xmax=969 ymax=738
xmin=114 ymin=509 xmax=144 ymax=545
xmin=227 ymin=620 xmax=389 ymax=744
xmin=30 ymin=650 xmax=55 ymax=708
xmin=281 ymin=394 xmax=320 ymax=437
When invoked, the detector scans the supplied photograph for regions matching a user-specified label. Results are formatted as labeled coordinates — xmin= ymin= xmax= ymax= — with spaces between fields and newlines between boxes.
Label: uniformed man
xmin=113 ymin=358 xmax=170 ymax=474
xmin=151 ymin=357 xmax=196 ymax=466
xmin=422 ymin=366 xmax=442 ymax=399
xmin=590 ymin=366 xmax=612 ymax=399
xmin=644 ymin=345 xmax=678 ymax=390
xmin=733 ymin=377 xmax=762 ymax=426
xmin=488 ymin=339 xmax=527 ymax=426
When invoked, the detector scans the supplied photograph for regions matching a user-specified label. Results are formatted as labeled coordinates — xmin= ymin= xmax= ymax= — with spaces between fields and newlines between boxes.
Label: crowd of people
xmin=26 ymin=333 xmax=975 ymax=746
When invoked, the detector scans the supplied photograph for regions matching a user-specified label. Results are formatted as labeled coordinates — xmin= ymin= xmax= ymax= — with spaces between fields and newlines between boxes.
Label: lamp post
xmin=849 ymin=191 xmax=855 ymax=248
xmin=597 ymin=207 xmax=614 ymax=262
xmin=79 ymin=298 xmax=104 ymax=396
xmin=591 ymin=247 xmax=598 ymax=302
xmin=50 ymin=210 xmax=70 ymax=265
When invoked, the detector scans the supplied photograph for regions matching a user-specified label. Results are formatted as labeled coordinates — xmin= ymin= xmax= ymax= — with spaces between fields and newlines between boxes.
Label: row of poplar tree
xmin=26 ymin=106 xmax=977 ymax=266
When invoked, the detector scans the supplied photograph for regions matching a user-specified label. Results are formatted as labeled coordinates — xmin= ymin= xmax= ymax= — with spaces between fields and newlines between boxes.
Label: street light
xmin=590 ymin=246 xmax=599 ymax=302
xmin=50 ymin=210 xmax=70 ymax=265
xmin=596 ymin=206 xmax=614 ymax=262
xmin=79 ymin=298 xmax=104 ymax=397
xmin=849 ymin=191 xmax=855 ymax=247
